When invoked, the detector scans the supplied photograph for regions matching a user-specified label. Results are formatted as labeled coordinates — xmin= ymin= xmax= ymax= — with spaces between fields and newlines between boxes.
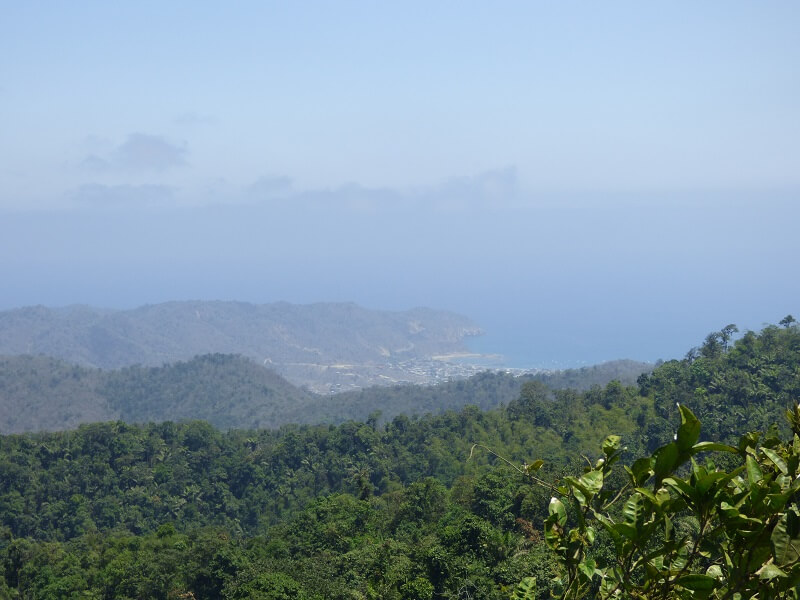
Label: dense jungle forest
xmin=1 ymin=320 xmax=799 ymax=599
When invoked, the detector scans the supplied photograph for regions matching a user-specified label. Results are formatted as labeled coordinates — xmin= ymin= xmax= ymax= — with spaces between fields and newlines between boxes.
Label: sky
xmin=1 ymin=2 xmax=799 ymax=367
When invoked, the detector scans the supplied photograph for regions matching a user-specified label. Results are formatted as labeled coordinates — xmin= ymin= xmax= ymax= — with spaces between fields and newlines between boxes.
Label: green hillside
xmin=0 ymin=320 xmax=797 ymax=598
xmin=0 ymin=354 xmax=649 ymax=434
xmin=0 ymin=354 xmax=316 ymax=433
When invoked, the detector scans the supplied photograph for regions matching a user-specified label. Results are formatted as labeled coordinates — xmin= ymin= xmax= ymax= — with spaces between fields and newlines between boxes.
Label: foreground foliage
xmin=531 ymin=403 xmax=800 ymax=599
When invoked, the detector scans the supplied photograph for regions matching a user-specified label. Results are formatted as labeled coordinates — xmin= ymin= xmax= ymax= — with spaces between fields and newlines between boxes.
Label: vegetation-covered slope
xmin=0 ymin=354 xmax=315 ymax=433
xmin=0 ymin=354 xmax=649 ymax=434
xmin=0 ymin=320 xmax=796 ymax=599
xmin=0 ymin=356 xmax=113 ymax=433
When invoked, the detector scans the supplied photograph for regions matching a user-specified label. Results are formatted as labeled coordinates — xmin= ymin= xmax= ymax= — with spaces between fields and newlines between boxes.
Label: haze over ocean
xmin=2 ymin=3 xmax=797 ymax=367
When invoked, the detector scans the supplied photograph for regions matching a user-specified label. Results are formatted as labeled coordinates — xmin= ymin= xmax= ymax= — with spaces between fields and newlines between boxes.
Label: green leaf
xmin=676 ymin=574 xmax=717 ymax=590
xmin=585 ymin=526 xmax=595 ymax=544
xmin=664 ymin=476 xmax=699 ymax=505
xmin=695 ymin=469 xmax=740 ymax=498
xmin=757 ymin=562 xmax=788 ymax=580
xmin=676 ymin=404 xmax=701 ymax=451
xmin=664 ymin=514 xmax=673 ymax=542
xmin=578 ymin=558 xmax=597 ymax=579
xmin=599 ymin=572 xmax=619 ymax=598
xmin=628 ymin=456 xmax=655 ymax=486
xmin=772 ymin=510 xmax=800 ymax=566
xmin=706 ymin=565 xmax=723 ymax=579
xmin=510 ymin=577 xmax=536 ymax=600
xmin=746 ymin=454 xmax=764 ymax=487
xmin=602 ymin=435 xmax=621 ymax=457
xmin=623 ymin=493 xmax=645 ymax=532
xmin=719 ymin=501 xmax=740 ymax=520
xmin=613 ymin=522 xmax=638 ymax=540
xmin=654 ymin=442 xmax=679 ymax=481
xmin=592 ymin=509 xmax=623 ymax=551
xmin=579 ymin=470 xmax=604 ymax=495
xmin=691 ymin=441 xmax=739 ymax=454
xmin=761 ymin=447 xmax=789 ymax=475
xmin=548 ymin=497 xmax=567 ymax=527
xmin=634 ymin=487 xmax=658 ymax=504
xmin=565 ymin=470 xmax=603 ymax=507
xmin=526 ymin=459 xmax=544 ymax=472
xmin=766 ymin=492 xmax=791 ymax=513
xmin=739 ymin=431 xmax=760 ymax=453
xmin=571 ymin=485 xmax=587 ymax=508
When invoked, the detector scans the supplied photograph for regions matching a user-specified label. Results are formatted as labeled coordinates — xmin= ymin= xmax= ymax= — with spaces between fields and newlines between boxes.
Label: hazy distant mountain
xmin=0 ymin=301 xmax=482 ymax=391
xmin=0 ymin=301 xmax=653 ymax=433
xmin=0 ymin=354 xmax=315 ymax=433
xmin=0 ymin=355 xmax=113 ymax=433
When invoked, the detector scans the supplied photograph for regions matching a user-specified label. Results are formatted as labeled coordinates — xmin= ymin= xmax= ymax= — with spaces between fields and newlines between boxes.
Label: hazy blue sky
xmin=2 ymin=2 xmax=798 ymax=366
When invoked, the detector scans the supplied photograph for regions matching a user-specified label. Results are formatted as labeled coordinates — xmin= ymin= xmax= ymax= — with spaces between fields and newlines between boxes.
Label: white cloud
xmin=79 ymin=154 xmax=111 ymax=171
xmin=114 ymin=133 xmax=187 ymax=171
xmin=80 ymin=133 xmax=187 ymax=173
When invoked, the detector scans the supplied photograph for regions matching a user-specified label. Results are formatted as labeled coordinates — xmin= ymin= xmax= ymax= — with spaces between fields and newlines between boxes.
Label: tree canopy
xmin=0 ymin=321 xmax=797 ymax=598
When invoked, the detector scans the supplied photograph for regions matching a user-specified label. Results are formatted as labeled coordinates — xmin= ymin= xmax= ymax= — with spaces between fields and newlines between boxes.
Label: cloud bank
xmin=81 ymin=133 xmax=187 ymax=172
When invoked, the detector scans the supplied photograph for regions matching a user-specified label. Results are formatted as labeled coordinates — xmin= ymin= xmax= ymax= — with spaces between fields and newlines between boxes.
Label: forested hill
xmin=0 ymin=354 xmax=649 ymax=433
xmin=0 ymin=354 xmax=313 ymax=433
xmin=0 ymin=321 xmax=797 ymax=599
xmin=330 ymin=358 xmax=651 ymax=416
xmin=0 ymin=301 xmax=481 ymax=391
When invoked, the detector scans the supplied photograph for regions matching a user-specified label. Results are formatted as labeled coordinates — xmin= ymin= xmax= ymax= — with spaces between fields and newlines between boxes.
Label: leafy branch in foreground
xmin=510 ymin=403 xmax=800 ymax=599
